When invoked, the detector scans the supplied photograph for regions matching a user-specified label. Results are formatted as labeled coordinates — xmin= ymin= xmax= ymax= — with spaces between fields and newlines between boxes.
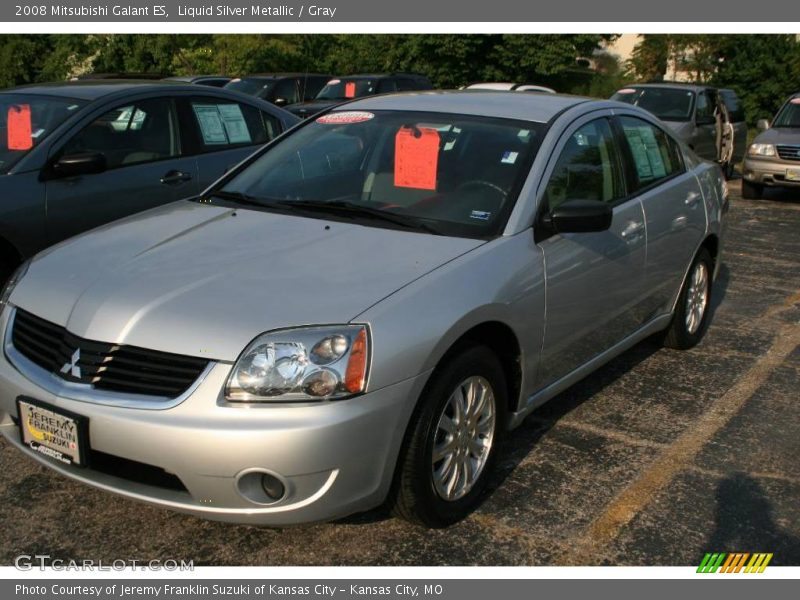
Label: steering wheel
xmin=454 ymin=179 xmax=508 ymax=200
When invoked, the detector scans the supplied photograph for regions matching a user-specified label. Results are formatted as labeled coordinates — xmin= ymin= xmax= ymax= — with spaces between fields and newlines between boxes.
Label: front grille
xmin=776 ymin=145 xmax=800 ymax=161
xmin=11 ymin=309 xmax=209 ymax=399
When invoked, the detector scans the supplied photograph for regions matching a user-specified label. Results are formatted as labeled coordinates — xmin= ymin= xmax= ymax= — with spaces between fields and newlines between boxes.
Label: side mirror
xmin=544 ymin=199 xmax=613 ymax=234
xmin=757 ymin=118 xmax=770 ymax=131
xmin=273 ymin=97 xmax=288 ymax=106
xmin=695 ymin=115 xmax=716 ymax=126
xmin=52 ymin=152 xmax=107 ymax=178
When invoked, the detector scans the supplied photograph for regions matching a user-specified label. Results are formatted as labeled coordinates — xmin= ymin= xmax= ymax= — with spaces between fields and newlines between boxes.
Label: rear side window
xmin=543 ymin=118 xmax=625 ymax=210
xmin=184 ymin=98 xmax=279 ymax=153
xmin=619 ymin=116 xmax=683 ymax=189
xmin=274 ymin=79 xmax=300 ymax=105
xmin=61 ymin=97 xmax=178 ymax=169
xmin=720 ymin=91 xmax=746 ymax=122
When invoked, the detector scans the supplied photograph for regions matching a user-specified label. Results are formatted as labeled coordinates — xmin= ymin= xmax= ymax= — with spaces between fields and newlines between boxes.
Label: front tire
xmin=392 ymin=344 xmax=507 ymax=527
xmin=741 ymin=180 xmax=763 ymax=199
xmin=663 ymin=248 xmax=713 ymax=350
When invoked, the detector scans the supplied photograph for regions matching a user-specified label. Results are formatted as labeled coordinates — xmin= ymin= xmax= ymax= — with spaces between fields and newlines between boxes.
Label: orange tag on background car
xmin=344 ymin=82 xmax=356 ymax=98
xmin=7 ymin=104 xmax=33 ymax=151
xmin=394 ymin=127 xmax=440 ymax=190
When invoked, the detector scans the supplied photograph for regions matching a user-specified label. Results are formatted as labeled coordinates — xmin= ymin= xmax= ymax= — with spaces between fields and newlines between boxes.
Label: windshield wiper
xmin=205 ymin=190 xmax=273 ymax=209
xmin=276 ymin=199 xmax=443 ymax=235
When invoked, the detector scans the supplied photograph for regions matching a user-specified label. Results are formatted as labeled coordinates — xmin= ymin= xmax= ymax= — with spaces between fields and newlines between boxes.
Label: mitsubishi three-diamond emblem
xmin=60 ymin=349 xmax=81 ymax=379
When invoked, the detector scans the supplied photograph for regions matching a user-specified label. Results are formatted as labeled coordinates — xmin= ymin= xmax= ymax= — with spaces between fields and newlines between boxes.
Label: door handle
xmin=685 ymin=191 xmax=702 ymax=206
xmin=620 ymin=221 xmax=645 ymax=240
xmin=160 ymin=170 xmax=192 ymax=185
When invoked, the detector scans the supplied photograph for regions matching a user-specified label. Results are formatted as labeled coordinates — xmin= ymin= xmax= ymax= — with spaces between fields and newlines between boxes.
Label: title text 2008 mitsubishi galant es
xmin=0 ymin=91 xmax=727 ymax=527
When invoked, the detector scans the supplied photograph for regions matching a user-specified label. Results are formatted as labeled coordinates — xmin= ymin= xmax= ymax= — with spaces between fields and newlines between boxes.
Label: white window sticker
xmin=218 ymin=104 xmax=251 ymax=144
xmin=193 ymin=104 xmax=228 ymax=145
xmin=501 ymin=151 xmax=519 ymax=164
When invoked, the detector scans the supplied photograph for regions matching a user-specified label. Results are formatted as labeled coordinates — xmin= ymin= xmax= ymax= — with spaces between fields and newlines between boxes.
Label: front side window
xmin=274 ymin=79 xmax=299 ymax=104
xmin=612 ymin=87 xmax=696 ymax=122
xmin=61 ymin=97 xmax=178 ymax=169
xmin=188 ymin=98 xmax=276 ymax=152
xmin=543 ymin=119 xmax=625 ymax=211
xmin=224 ymin=78 xmax=274 ymax=98
xmin=695 ymin=92 xmax=714 ymax=120
xmin=619 ymin=116 xmax=683 ymax=189
xmin=0 ymin=94 xmax=86 ymax=174
xmin=212 ymin=110 xmax=544 ymax=238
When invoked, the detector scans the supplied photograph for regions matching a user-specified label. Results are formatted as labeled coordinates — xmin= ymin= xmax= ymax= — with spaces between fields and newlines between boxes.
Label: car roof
xmin=235 ymin=73 xmax=331 ymax=80
xmin=343 ymin=90 xmax=590 ymax=123
xmin=164 ymin=75 xmax=229 ymax=82
xmin=0 ymin=80 xmax=195 ymax=101
xmin=622 ymin=82 xmax=710 ymax=92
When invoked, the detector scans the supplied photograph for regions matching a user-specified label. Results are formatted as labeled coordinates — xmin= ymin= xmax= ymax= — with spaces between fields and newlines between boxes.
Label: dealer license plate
xmin=17 ymin=397 xmax=88 ymax=467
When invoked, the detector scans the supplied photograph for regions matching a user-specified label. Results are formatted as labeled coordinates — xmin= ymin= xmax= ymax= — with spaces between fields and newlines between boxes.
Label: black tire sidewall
xmin=405 ymin=345 xmax=507 ymax=526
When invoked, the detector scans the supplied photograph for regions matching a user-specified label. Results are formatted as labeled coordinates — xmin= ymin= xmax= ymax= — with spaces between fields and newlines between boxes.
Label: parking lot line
xmin=556 ymin=308 xmax=800 ymax=565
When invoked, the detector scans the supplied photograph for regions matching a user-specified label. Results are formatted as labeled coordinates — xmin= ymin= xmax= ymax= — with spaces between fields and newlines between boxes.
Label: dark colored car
xmin=0 ymin=80 xmax=299 ymax=280
xmin=223 ymin=74 xmax=332 ymax=108
xmin=286 ymin=73 xmax=434 ymax=118
xmin=611 ymin=83 xmax=747 ymax=177
xmin=162 ymin=75 xmax=232 ymax=88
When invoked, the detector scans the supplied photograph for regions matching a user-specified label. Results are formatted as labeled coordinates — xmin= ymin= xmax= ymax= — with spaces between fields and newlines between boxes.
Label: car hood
xmin=12 ymin=201 xmax=483 ymax=361
xmin=753 ymin=127 xmax=800 ymax=145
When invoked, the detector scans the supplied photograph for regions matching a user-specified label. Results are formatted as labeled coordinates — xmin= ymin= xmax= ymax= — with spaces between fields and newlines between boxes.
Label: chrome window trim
xmin=3 ymin=307 xmax=215 ymax=410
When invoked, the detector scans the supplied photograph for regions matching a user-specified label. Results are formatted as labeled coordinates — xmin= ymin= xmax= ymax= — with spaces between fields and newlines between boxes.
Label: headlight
xmin=225 ymin=325 xmax=370 ymax=402
xmin=748 ymin=143 xmax=776 ymax=157
xmin=0 ymin=260 xmax=30 ymax=313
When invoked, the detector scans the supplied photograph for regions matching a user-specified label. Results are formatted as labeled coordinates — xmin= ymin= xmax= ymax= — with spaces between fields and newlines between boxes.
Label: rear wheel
xmin=392 ymin=344 xmax=506 ymax=527
xmin=663 ymin=248 xmax=713 ymax=350
xmin=741 ymin=180 xmax=763 ymax=199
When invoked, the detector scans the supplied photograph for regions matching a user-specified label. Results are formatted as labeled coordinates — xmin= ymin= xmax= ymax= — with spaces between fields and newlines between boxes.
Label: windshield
xmin=612 ymin=87 xmax=696 ymax=122
xmin=225 ymin=78 xmax=275 ymax=97
xmin=212 ymin=110 xmax=543 ymax=238
xmin=772 ymin=99 xmax=800 ymax=128
xmin=315 ymin=79 xmax=376 ymax=101
xmin=0 ymin=94 xmax=86 ymax=174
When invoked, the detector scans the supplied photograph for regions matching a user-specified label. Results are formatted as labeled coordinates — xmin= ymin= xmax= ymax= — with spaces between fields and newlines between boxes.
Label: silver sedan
xmin=0 ymin=91 xmax=727 ymax=527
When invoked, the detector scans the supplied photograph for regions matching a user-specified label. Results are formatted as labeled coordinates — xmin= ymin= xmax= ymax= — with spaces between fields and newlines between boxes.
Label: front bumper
xmin=0 ymin=306 xmax=426 ymax=525
xmin=743 ymin=156 xmax=800 ymax=188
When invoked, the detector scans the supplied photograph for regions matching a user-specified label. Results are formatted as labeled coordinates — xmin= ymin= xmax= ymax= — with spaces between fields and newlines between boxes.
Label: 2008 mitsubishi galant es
xmin=0 ymin=91 xmax=727 ymax=527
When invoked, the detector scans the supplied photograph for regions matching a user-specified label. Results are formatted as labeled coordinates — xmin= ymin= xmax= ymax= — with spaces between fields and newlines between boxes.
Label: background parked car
xmin=162 ymin=75 xmax=232 ymax=88
xmin=742 ymin=93 xmax=800 ymax=199
xmin=466 ymin=82 xmax=556 ymax=93
xmin=0 ymin=80 xmax=299 ymax=280
xmin=223 ymin=73 xmax=332 ymax=107
xmin=285 ymin=73 xmax=434 ymax=118
xmin=610 ymin=83 xmax=746 ymax=177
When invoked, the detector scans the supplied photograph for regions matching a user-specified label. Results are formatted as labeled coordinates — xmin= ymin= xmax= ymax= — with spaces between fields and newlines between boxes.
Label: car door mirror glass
xmin=52 ymin=152 xmax=107 ymax=178
xmin=546 ymin=199 xmax=613 ymax=234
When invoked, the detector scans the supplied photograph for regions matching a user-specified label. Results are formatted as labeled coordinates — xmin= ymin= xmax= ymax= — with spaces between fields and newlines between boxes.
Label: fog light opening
xmin=261 ymin=473 xmax=286 ymax=501
xmin=235 ymin=469 xmax=289 ymax=505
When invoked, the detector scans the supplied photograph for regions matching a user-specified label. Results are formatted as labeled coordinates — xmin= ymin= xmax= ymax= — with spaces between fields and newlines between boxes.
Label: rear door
xmin=44 ymin=95 xmax=197 ymax=245
xmin=178 ymin=95 xmax=285 ymax=195
xmin=720 ymin=90 xmax=748 ymax=164
xmin=537 ymin=114 xmax=648 ymax=387
xmin=615 ymin=114 xmax=707 ymax=317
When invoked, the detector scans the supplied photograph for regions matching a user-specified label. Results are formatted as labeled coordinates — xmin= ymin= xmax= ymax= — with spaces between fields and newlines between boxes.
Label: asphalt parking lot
xmin=1 ymin=179 xmax=798 ymax=567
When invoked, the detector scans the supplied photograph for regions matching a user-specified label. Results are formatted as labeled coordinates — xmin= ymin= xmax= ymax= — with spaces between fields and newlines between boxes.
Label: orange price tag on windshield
xmin=394 ymin=126 xmax=439 ymax=191
xmin=345 ymin=82 xmax=356 ymax=98
xmin=7 ymin=104 xmax=33 ymax=151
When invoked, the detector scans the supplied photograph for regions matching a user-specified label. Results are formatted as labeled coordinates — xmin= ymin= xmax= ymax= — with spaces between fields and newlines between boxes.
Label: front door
xmin=45 ymin=96 xmax=196 ymax=245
